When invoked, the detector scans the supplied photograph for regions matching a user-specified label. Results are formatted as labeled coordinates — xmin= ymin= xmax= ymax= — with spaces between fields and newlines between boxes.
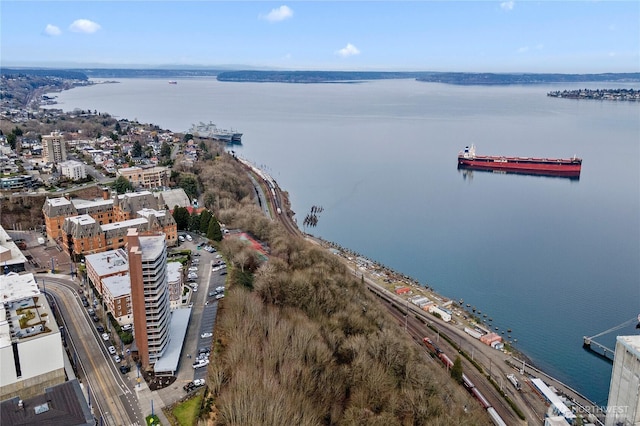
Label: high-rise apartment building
xmin=41 ymin=131 xmax=67 ymax=164
xmin=606 ymin=335 xmax=640 ymax=426
xmin=127 ymin=228 xmax=170 ymax=370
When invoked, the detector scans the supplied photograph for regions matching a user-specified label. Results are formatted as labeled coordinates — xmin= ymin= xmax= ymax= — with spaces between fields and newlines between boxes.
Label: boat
xmin=457 ymin=145 xmax=582 ymax=177
xmin=168 ymin=81 xmax=178 ymax=84
xmin=189 ymin=121 xmax=241 ymax=143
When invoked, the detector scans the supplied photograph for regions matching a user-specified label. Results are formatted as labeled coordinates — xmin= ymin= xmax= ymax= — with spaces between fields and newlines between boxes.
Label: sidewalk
xmin=135 ymin=378 xmax=170 ymax=425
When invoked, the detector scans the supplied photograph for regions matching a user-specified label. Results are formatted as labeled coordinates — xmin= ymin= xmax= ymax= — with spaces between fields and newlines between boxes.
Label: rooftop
xmin=101 ymin=217 xmax=147 ymax=232
xmin=0 ymin=273 xmax=58 ymax=348
xmin=167 ymin=261 xmax=182 ymax=283
xmin=0 ymin=379 xmax=94 ymax=426
xmin=139 ymin=234 xmax=166 ymax=261
xmin=153 ymin=307 xmax=191 ymax=375
xmin=85 ymin=248 xmax=129 ymax=277
xmin=67 ymin=214 xmax=96 ymax=226
xmin=102 ymin=274 xmax=131 ymax=298
xmin=617 ymin=335 xmax=640 ymax=360
xmin=46 ymin=197 xmax=72 ymax=207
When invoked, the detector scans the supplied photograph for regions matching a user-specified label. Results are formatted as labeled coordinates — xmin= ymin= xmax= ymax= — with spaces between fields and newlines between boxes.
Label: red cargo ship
xmin=457 ymin=145 xmax=582 ymax=177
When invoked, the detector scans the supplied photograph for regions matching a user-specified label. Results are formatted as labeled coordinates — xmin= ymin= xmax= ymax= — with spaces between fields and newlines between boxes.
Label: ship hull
xmin=457 ymin=163 xmax=580 ymax=180
xmin=457 ymin=156 xmax=581 ymax=175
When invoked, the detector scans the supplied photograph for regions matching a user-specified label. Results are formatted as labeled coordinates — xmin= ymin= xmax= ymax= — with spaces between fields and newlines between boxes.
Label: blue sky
xmin=1 ymin=1 xmax=638 ymax=72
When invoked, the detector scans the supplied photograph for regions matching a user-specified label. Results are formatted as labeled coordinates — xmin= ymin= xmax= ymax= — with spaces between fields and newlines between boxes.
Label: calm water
xmin=47 ymin=78 xmax=640 ymax=404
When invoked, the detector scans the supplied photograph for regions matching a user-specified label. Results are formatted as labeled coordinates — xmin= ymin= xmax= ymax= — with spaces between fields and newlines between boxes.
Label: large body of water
xmin=47 ymin=78 xmax=639 ymax=404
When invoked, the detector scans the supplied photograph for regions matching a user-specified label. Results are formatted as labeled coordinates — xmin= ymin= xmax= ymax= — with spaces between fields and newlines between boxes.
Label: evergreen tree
xmin=207 ymin=216 xmax=223 ymax=241
xmin=451 ymin=356 xmax=463 ymax=384
xmin=160 ymin=141 xmax=172 ymax=158
xmin=199 ymin=210 xmax=212 ymax=234
xmin=189 ymin=214 xmax=201 ymax=232
xmin=172 ymin=206 xmax=190 ymax=230
xmin=178 ymin=175 xmax=199 ymax=199
xmin=131 ymin=140 xmax=142 ymax=157
xmin=6 ymin=133 xmax=16 ymax=150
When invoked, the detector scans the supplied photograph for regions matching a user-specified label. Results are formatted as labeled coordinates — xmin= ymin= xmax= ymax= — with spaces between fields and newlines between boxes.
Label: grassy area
xmin=171 ymin=393 xmax=203 ymax=426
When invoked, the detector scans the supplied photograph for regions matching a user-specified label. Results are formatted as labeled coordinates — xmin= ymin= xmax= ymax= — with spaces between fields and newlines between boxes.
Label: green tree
xmin=188 ymin=214 xmax=201 ymax=232
xmin=6 ymin=133 xmax=16 ymax=150
xmin=12 ymin=126 xmax=23 ymax=136
xmin=115 ymin=122 xmax=121 ymax=134
xmin=207 ymin=216 xmax=223 ymax=241
xmin=451 ymin=356 xmax=463 ymax=384
xmin=172 ymin=206 xmax=190 ymax=231
xmin=199 ymin=210 xmax=212 ymax=234
xmin=131 ymin=140 xmax=142 ymax=157
xmin=178 ymin=175 xmax=199 ymax=200
xmin=110 ymin=132 xmax=119 ymax=142
xmin=183 ymin=133 xmax=193 ymax=142
xmin=112 ymin=175 xmax=133 ymax=193
xmin=160 ymin=141 xmax=171 ymax=158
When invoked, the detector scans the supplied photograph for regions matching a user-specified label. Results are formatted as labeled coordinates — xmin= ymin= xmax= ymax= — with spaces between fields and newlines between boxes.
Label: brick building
xmin=43 ymin=189 xmax=177 ymax=259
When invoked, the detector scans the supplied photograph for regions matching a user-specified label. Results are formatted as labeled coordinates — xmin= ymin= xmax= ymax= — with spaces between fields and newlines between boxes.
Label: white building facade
xmin=59 ymin=160 xmax=87 ymax=180
xmin=606 ymin=335 xmax=640 ymax=426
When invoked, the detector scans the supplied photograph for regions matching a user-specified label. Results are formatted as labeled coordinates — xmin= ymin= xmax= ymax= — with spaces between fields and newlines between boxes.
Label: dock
xmin=582 ymin=317 xmax=639 ymax=363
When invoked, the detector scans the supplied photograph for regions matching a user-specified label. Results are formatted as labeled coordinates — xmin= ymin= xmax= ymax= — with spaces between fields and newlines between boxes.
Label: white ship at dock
xmin=189 ymin=121 xmax=242 ymax=143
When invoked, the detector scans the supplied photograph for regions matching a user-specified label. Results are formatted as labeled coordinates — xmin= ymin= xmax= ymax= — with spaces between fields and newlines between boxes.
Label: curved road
xmin=45 ymin=277 xmax=142 ymax=426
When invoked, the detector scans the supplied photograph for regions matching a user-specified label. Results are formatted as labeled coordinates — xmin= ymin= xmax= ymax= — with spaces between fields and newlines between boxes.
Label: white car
xmin=201 ymin=332 xmax=213 ymax=338
xmin=108 ymin=345 xmax=116 ymax=354
xmin=102 ymin=333 xmax=110 ymax=341
xmin=193 ymin=378 xmax=205 ymax=387
xmin=192 ymin=359 xmax=209 ymax=369
xmin=188 ymin=267 xmax=198 ymax=272
xmin=114 ymin=355 xmax=121 ymax=363
xmin=186 ymin=235 xmax=193 ymax=242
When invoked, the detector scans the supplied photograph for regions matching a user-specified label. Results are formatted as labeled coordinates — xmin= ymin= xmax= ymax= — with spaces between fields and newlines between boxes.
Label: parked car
xmin=193 ymin=378 xmax=205 ymax=387
xmin=102 ymin=333 xmax=110 ymax=341
xmin=114 ymin=355 xmax=121 ymax=363
xmin=215 ymin=293 xmax=225 ymax=300
xmin=119 ymin=365 xmax=131 ymax=374
xmin=122 ymin=324 xmax=132 ymax=331
xmin=108 ymin=346 xmax=116 ymax=354
xmin=201 ymin=332 xmax=213 ymax=338
xmin=188 ymin=267 xmax=198 ymax=272
xmin=96 ymin=325 xmax=104 ymax=333
xmin=192 ymin=359 xmax=209 ymax=369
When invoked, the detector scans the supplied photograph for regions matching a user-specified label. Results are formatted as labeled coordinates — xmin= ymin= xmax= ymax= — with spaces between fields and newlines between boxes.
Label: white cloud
xmin=69 ymin=19 xmax=101 ymax=34
xmin=500 ymin=1 xmax=514 ymax=11
xmin=44 ymin=24 xmax=62 ymax=36
xmin=336 ymin=43 xmax=360 ymax=58
xmin=261 ymin=5 xmax=293 ymax=22
xmin=517 ymin=46 xmax=529 ymax=53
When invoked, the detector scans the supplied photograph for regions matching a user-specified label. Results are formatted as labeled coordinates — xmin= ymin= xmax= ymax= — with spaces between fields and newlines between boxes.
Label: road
xmin=44 ymin=276 xmax=142 ymax=426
